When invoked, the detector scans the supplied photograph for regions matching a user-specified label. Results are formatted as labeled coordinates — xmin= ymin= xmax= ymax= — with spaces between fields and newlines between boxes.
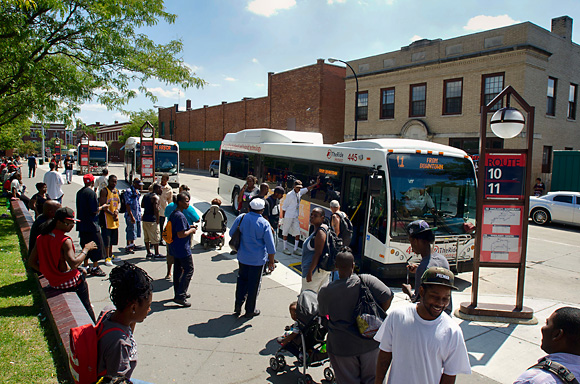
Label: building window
xmin=357 ymin=91 xmax=368 ymax=121
xmin=443 ymin=78 xmax=463 ymax=115
xmin=31 ymin=130 xmax=38 ymax=138
xmin=449 ymin=137 xmax=503 ymax=155
xmin=568 ymin=83 xmax=577 ymax=120
xmin=482 ymin=73 xmax=504 ymax=111
xmin=542 ymin=146 xmax=552 ymax=173
xmin=409 ymin=83 xmax=426 ymax=117
xmin=160 ymin=122 xmax=165 ymax=136
xmin=547 ymin=77 xmax=557 ymax=116
xmin=380 ymin=88 xmax=395 ymax=119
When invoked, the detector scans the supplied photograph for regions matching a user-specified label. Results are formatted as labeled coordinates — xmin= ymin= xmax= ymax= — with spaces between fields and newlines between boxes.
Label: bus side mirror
xmin=180 ymin=162 xmax=185 ymax=172
xmin=370 ymin=174 xmax=383 ymax=196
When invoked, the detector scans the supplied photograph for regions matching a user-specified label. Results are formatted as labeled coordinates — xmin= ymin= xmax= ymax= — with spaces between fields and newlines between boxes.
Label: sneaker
xmin=185 ymin=293 xmax=191 ymax=299
xmin=293 ymin=248 xmax=302 ymax=256
xmin=125 ymin=247 xmax=135 ymax=254
xmin=112 ymin=256 xmax=122 ymax=263
xmin=159 ymin=240 xmax=166 ymax=246
xmin=283 ymin=248 xmax=292 ymax=255
xmin=173 ymin=298 xmax=191 ymax=307
xmin=244 ymin=309 xmax=260 ymax=318
xmin=105 ymin=258 xmax=113 ymax=266
xmin=234 ymin=307 xmax=242 ymax=317
xmin=153 ymin=254 xmax=166 ymax=260
xmin=146 ymin=253 xmax=154 ymax=259
xmin=164 ymin=275 xmax=172 ymax=280
xmin=89 ymin=267 xmax=106 ymax=277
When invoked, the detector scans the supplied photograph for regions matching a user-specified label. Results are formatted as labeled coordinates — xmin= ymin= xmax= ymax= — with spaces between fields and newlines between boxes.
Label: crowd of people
xmin=9 ymin=159 xmax=579 ymax=384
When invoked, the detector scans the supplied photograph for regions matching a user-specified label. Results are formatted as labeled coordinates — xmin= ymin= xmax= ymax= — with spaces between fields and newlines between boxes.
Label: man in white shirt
xmin=94 ymin=169 xmax=109 ymax=194
xmin=514 ymin=307 xmax=580 ymax=384
xmin=374 ymin=267 xmax=471 ymax=384
xmin=280 ymin=178 xmax=319 ymax=255
xmin=43 ymin=162 xmax=64 ymax=203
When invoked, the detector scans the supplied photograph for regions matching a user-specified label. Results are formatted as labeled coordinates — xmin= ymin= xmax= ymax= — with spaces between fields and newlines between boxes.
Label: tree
xmin=16 ymin=139 xmax=40 ymax=155
xmin=119 ymin=109 xmax=159 ymax=144
xmin=0 ymin=119 xmax=30 ymax=150
xmin=0 ymin=1 xmax=205 ymax=131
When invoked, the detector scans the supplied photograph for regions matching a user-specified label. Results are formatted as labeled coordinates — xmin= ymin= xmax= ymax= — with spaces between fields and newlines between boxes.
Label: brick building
xmin=343 ymin=16 xmax=580 ymax=188
xmin=25 ymin=123 xmax=74 ymax=146
xmin=95 ymin=121 xmax=131 ymax=162
xmin=158 ymin=59 xmax=346 ymax=169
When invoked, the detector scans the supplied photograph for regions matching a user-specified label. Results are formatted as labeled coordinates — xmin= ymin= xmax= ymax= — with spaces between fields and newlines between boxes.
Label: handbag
xmin=355 ymin=276 xmax=387 ymax=339
xmin=228 ymin=214 xmax=245 ymax=251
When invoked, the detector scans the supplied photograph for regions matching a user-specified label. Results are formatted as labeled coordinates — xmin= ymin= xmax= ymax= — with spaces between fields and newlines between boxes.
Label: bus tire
xmin=232 ymin=188 xmax=240 ymax=215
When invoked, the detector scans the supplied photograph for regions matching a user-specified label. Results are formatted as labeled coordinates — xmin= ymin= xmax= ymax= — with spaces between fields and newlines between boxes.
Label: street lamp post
xmin=328 ymin=58 xmax=359 ymax=141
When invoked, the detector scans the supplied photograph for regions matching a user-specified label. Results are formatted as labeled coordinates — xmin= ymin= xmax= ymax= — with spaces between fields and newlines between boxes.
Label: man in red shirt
xmin=28 ymin=207 xmax=98 ymax=321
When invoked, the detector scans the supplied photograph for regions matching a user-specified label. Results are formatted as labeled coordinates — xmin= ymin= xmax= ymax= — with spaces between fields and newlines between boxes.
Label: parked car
xmin=209 ymin=160 xmax=219 ymax=177
xmin=529 ymin=191 xmax=580 ymax=226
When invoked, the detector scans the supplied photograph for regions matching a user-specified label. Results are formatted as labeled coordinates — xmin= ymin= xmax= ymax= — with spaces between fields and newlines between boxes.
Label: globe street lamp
xmin=328 ymin=58 xmax=359 ymax=141
xmin=490 ymin=107 xmax=526 ymax=139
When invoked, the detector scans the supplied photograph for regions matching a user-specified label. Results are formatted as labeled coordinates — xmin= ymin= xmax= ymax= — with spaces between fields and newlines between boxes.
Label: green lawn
xmin=0 ymin=204 xmax=70 ymax=383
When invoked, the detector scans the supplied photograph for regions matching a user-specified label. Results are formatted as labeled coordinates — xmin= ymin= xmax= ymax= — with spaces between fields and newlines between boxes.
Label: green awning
xmin=178 ymin=140 xmax=221 ymax=151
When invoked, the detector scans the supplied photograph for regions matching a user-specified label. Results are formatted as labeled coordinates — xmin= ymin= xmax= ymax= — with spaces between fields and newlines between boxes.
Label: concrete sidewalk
xmin=27 ymin=163 xmax=573 ymax=384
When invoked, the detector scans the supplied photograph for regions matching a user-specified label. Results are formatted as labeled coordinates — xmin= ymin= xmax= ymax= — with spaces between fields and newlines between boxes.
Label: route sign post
xmin=140 ymin=121 xmax=155 ymax=189
xmin=79 ymin=134 xmax=89 ymax=175
xmin=459 ymin=86 xmax=535 ymax=322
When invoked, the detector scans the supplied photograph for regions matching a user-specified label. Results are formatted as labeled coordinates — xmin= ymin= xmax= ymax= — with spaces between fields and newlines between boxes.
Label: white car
xmin=529 ymin=191 xmax=580 ymax=226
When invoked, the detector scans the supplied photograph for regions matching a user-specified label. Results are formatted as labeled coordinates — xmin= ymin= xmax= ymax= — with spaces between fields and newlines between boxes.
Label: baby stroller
xmin=200 ymin=205 xmax=227 ymax=250
xmin=269 ymin=290 xmax=335 ymax=384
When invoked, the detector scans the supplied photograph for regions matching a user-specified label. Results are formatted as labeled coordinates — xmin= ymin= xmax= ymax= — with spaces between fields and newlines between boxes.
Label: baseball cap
xmin=293 ymin=180 xmax=303 ymax=187
xmin=54 ymin=207 xmax=80 ymax=223
xmin=83 ymin=174 xmax=95 ymax=184
xmin=407 ymin=220 xmax=437 ymax=237
xmin=132 ymin=178 xmax=145 ymax=185
xmin=421 ymin=267 xmax=458 ymax=290
xmin=274 ymin=186 xmax=285 ymax=194
xmin=249 ymin=198 xmax=265 ymax=210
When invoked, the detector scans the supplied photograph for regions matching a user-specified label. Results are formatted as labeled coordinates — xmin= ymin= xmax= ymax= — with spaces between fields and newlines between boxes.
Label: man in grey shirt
xmin=402 ymin=220 xmax=452 ymax=314
xmin=318 ymin=250 xmax=393 ymax=384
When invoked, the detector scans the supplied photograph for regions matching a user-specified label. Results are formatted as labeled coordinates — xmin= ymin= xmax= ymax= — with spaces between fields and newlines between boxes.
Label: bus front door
xmin=342 ymin=169 xmax=368 ymax=265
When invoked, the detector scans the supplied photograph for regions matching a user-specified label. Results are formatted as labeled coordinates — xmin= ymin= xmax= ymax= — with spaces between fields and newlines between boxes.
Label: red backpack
xmin=69 ymin=312 xmax=127 ymax=384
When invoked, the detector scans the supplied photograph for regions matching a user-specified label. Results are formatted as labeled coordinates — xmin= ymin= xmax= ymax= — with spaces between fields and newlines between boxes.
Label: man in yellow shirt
xmin=99 ymin=175 xmax=120 ymax=266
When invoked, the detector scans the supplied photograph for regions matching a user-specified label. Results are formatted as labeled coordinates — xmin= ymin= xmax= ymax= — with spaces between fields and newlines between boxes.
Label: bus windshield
xmin=89 ymin=149 xmax=107 ymax=165
xmin=388 ymin=153 xmax=476 ymax=239
xmin=155 ymin=152 xmax=178 ymax=174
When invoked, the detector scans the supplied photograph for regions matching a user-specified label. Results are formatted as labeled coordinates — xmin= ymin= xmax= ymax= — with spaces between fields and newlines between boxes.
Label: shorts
xmin=102 ymin=227 xmax=119 ymax=247
xmin=282 ymin=217 xmax=301 ymax=237
xmin=143 ymin=221 xmax=160 ymax=244
xmin=301 ymin=269 xmax=331 ymax=293
xmin=79 ymin=231 xmax=105 ymax=262
xmin=125 ymin=216 xmax=142 ymax=241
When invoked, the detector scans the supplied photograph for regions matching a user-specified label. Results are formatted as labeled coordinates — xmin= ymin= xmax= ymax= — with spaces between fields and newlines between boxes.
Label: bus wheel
xmin=232 ymin=189 xmax=240 ymax=215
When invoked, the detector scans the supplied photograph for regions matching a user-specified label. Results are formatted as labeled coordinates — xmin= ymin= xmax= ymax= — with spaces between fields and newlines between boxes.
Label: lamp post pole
xmin=328 ymin=58 xmax=359 ymax=141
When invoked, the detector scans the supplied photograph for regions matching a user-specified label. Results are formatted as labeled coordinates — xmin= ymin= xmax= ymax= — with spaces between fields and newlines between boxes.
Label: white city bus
xmin=76 ymin=140 xmax=108 ymax=175
xmin=218 ymin=129 xmax=477 ymax=278
xmin=123 ymin=137 xmax=180 ymax=187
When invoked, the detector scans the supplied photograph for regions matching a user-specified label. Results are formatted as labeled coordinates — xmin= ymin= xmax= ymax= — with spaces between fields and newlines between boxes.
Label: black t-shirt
xmin=142 ymin=193 xmax=156 ymax=222
xmin=76 ymin=186 xmax=99 ymax=232
xmin=65 ymin=159 xmax=73 ymax=170
xmin=31 ymin=192 xmax=50 ymax=214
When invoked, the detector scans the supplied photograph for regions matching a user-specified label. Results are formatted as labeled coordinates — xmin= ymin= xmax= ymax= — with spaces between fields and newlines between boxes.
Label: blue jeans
xmin=125 ymin=216 xmax=141 ymax=241
xmin=235 ymin=262 xmax=265 ymax=313
xmin=173 ymin=256 xmax=194 ymax=300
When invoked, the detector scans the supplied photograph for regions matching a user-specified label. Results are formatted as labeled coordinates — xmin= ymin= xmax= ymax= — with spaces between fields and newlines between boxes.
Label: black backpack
xmin=334 ymin=211 xmax=353 ymax=247
xmin=528 ymin=358 xmax=579 ymax=384
xmin=318 ymin=224 xmax=342 ymax=271
xmin=118 ymin=190 xmax=126 ymax=214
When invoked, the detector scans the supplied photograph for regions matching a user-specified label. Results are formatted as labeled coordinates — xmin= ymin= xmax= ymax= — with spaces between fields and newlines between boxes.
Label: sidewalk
xmin=27 ymin=163 xmax=572 ymax=384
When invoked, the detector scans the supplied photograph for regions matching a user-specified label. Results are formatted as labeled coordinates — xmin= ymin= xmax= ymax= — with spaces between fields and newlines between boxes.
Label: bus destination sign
xmin=484 ymin=153 xmax=526 ymax=199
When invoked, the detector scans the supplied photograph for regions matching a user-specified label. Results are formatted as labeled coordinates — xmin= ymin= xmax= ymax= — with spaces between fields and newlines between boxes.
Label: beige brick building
xmin=344 ymin=16 xmax=580 ymax=189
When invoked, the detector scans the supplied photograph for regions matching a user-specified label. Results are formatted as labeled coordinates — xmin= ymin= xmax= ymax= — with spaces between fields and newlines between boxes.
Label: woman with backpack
xmin=301 ymin=207 xmax=331 ymax=293
xmin=97 ymin=263 xmax=153 ymax=381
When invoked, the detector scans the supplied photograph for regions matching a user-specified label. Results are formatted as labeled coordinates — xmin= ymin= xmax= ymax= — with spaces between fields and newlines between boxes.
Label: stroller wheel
xmin=269 ymin=357 xmax=280 ymax=372
xmin=276 ymin=355 xmax=286 ymax=370
xmin=324 ymin=367 xmax=335 ymax=382
xmin=204 ymin=243 xmax=209 ymax=250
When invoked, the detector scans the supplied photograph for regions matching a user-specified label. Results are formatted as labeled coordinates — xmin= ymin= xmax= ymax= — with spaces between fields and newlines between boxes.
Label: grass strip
xmin=0 ymin=203 xmax=70 ymax=383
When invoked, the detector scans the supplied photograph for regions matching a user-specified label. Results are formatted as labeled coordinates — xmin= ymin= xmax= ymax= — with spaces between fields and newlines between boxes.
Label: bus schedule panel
xmin=484 ymin=153 xmax=526 ymax=199
xmin=480 ymin=205 xmax=523 ymax=264
xmin=80 ymin=146 xmax=89 ymax=166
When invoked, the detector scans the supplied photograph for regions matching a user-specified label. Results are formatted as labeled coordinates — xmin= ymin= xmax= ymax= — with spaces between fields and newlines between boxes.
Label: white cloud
xmin=80 ymin=103 xmax=108 ymax=112
xmin=464 ymin=15 xmax=520 ymax=32
xmin=224 ymin=77 xmax=237 ymax=82
xmin=148 ymin=87 xmax=181 ymax=99
xmin=247 ymin=0 xmax=296 ymax=17
xmin=184 ymin=62 xmax=202 ymax=72
xmin=252 ymin=58 xmax=259 ymax=64
xmin=327 ymin=0 xmax=346 ymax=4
xmin=410 ymin=35 xmax=423 ymax=42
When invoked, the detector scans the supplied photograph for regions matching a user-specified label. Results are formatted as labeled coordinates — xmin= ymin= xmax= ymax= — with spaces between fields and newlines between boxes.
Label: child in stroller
xmin=200 ymin=198 xmax=227 ymax=250
xmin=269 ymin=290 xmax=335 ymax=384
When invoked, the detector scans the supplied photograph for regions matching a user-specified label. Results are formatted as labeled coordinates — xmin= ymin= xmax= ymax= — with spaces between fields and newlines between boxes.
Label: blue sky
xmin=77 ymin=0 xmax=580 ymax=126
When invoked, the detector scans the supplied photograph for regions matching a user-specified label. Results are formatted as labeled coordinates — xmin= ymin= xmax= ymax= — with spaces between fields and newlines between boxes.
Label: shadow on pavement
xmin=188 ymin=313 xmax=251 ymax=338
xmin=212 ymin=253 xmax=233 ymax=262
xmin=217 ymin=270 xmax=238 ymax=284
xmin=459 ymin=321 xmax=515 ymax=367
xmin=151 ymin=277 xmax=173 ymax=293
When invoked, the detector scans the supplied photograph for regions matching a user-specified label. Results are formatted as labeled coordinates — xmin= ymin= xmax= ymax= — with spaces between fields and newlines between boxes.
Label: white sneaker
xmin=105 ymin=258 xmax=113 ymax=266
xmin=283 ymin=248 xmax=292 ymax=255
xmin=293 ymin=248 xmax=302 ymax=256
xmin=112 ymin=256 xmax=122 ymax=263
